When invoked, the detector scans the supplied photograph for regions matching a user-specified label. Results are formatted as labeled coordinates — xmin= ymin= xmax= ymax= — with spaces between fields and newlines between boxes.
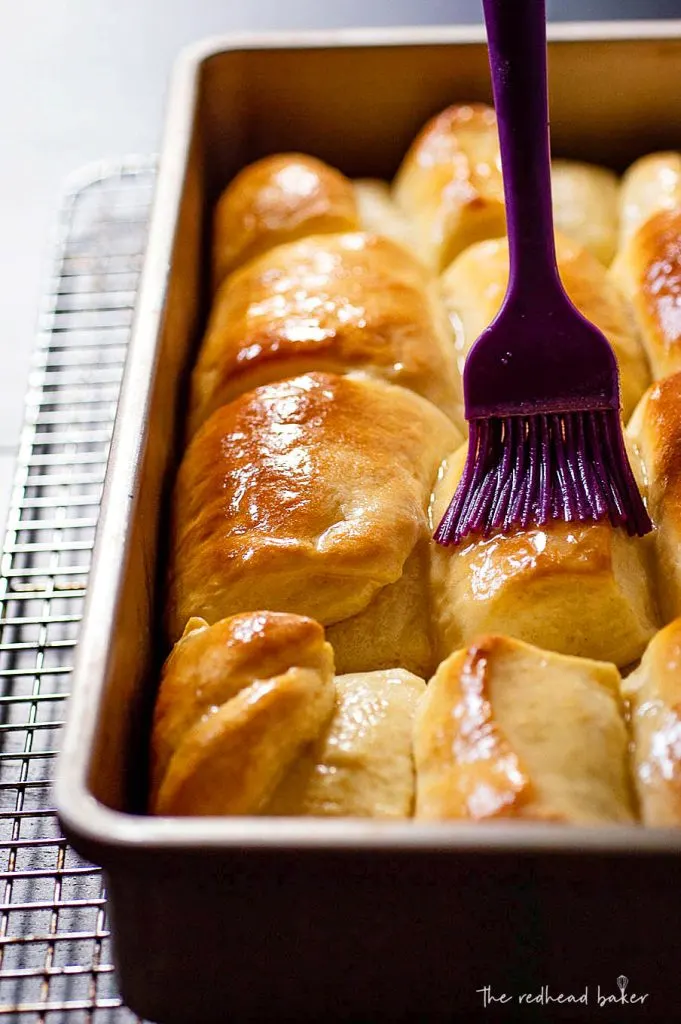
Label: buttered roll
xmin=212 ymin=153 xmax=360 ymax=288
xmin=628 ymin=373 xmax=681 ymax=620
xmin=612 ymin=207 xmax=681 ymax=381
xmin=618 ymin=151 xmax=681 ymax=245
xmin=393 ymin=103 xmax=506 ymax=272
xmin=151 ymin=612 xmax=335 ymax=816
xmin=623 ymin=618 xmax=681 ymax=827
xmin=190 ymin=232 xmax=462 ymax=435
xmin=414 ymin=635 xmax=634 ymax=823
xmin=429 ymin=444 xmax=658 ymax=667
xmin=168 ymin=372 xmax=461 ymax=676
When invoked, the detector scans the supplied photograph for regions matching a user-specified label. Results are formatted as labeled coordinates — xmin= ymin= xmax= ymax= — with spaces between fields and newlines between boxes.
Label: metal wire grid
xmin=0 ymin=161 xmax=156 ymax=1022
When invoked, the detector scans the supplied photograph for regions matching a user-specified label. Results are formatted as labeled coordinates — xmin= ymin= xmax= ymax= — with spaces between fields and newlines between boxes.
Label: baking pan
xmin=56 ymin=23 xmax=681 ymax=1024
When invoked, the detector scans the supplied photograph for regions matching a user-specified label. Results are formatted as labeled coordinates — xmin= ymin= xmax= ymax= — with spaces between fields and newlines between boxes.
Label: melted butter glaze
xmin=638 ymin=371 xmax=681 ymax=511
xmin=328 ymin=685 xmax=392 ymax=750
xmin=151 ymin=610 xmax=330 ymax=798
xmin=413 ymin=643 xmax=532 ymax=819
xmin=640 ymin=209 xmax=681 ymax=364
xmin=185 ymin=373 xmax=443 ymax=540
xmin=266 ymin=162 xmax=325 ymax=205
xmin=212 ymin=153 xmax=359 ymax=286
xmin=639 ymin=704 xmax=681 ymax=784
xmin=169 ymin=372 xmax=459 ymax=639
xmin=442 ymin=642 xmax=530 ymax=819
xmin=622 ymin=618 xmax=681 ymax=825
xmin=409 ymin=104 xmax=503 ymax=194
xmin=460 ymin=524 xmax=608 ymax=603
xmin=192 ymin=232 xmax=460 ymax=430
xmin=620 ymin=152 xmax=681 ymax=243
xmin=393 ymin=103 xmax=506 ymax=270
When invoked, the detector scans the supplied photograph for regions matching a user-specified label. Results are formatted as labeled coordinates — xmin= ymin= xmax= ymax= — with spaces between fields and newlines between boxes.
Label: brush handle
xmin=482 ymin=0 xmax=562 ymax=299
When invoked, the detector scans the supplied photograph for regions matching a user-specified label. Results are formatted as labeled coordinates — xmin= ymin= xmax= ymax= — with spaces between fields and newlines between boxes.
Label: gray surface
xmin=0 ymin=0 xmax=680 ymax=529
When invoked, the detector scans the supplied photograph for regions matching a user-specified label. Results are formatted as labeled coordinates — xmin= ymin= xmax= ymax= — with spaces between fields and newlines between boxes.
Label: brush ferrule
xmin=464 ymin=396 xmax=620 ymax=420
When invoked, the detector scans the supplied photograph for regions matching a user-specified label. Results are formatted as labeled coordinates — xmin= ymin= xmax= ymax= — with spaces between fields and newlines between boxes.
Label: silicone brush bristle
xmin=434 ymin=410 xmax=652 ymax=546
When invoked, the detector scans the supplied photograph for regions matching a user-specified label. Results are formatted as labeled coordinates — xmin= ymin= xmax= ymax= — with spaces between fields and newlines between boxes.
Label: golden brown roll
xmin=627 ymin=373 xmax=681 ymax=620
xmin=212 ymin=153 xmax=360 ymax=288
xmin=550 ymin=159 xmax=619 ymax=266
xmin=392 ymin=103 xmax=506 ymax=272
xmin=429 ymin=444 xmax=658 ymax=668
xmin=611 ymin=207 xmax=681 ymax=380
xmin=622 ymin=618 xmax=681 ymax=826
xmin=189 ymin=232 xmax=462 ymax=435
xmin=440 ymin=231 xmax=650 ymax=419
xmin=618 ymin=151 xmax=681 ymax=245
xmin=168 ymin=372 xmax=462 ymax=675
xmin=353 ymin=179 xmax=418 ymax=253
xmin=151 ymin=612 xmax=335 ymax=816
xmin=414 ymin=635 xmax=634 ymax=823
xmin=266 ymin=669 xmax=426 ymax=817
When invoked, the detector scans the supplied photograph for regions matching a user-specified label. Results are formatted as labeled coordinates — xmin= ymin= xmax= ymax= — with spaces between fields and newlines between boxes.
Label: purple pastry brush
xmin=434 ymin=0 xmax=652 ymax=546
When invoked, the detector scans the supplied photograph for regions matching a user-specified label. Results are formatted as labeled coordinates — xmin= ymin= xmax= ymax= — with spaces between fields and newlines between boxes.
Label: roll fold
xmin=414 ymin=635 xmax=634 ymax=824
xmin=151 ymin=611 xmax=335 ymax=815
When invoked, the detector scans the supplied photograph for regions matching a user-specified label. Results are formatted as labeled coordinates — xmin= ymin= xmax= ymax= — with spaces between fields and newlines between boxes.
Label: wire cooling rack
xmin=0 ymin=161 xmax=156 ymax=1022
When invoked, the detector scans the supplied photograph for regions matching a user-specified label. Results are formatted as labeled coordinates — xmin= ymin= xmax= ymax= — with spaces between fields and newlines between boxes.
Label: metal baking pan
xmin=56 ymin=23 xmax=681 ymax=1023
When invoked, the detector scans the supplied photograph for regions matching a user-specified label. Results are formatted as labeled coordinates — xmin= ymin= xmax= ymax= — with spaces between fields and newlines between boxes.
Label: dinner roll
xmin=190 ymin=232 xmax=462 ymax=436
xmin=212 ymin=153 xmax=360 ymax=288
xmin=414 ymin=635 xmax=634 ymax=823
xmin=627 ymin=373 xmax=681 ymax=620
xmin=151 ymin=612 xmax=335 ymax=816
xmin=429 ymin=444 xmax=658 ymax=667
xmin=611 ymin=207 xmax=681 ymax=380
xmin=168 ymin=372 xmax=461 ymax=675
xmin=353 ymin=179 xmax=418 ymax=253
xmin=440 ymin=231 xmax=650 ymax=419
xmin=550 ymin=159 xmax=619 ymax=265
xmin=266 ymin=669 xmax=426 ymax=818
xmin=622 ymin=618 xmax=681 ymax=827
xmin=393 ymin=103 xmax=506 ymax=272
xmin=618 ymin=151 xmax=681 ymax=245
